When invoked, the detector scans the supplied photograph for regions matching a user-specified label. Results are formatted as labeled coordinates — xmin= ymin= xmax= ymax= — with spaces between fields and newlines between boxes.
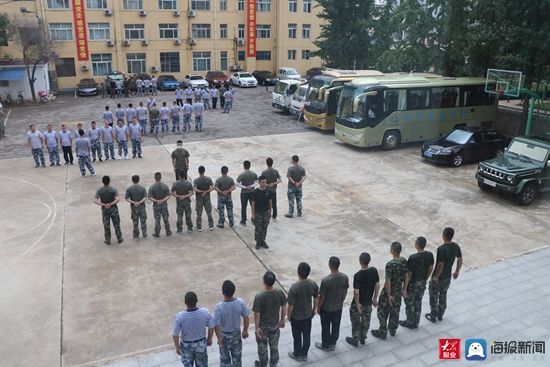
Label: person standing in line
xmin=151 ymin=76 xmax=158 ymax=96
xmin=371 ymin=242 xmax=408 ymax=340
xmin=315 ymin=256 xmax=349 ymax=351
xmin=261 ymin=158 xmax=282 ymax=220
xmin=160 ymin=102 xmax=171 ymax=134
xmin=223 ymin=88 xmax=233 ymax=113
xmin=109 ymin=78 xmax=116 ymax=99
xmin=214 ymin=280 xmax=250 ymax=367
xmin=122 ymin=77 xmax=130 ymax=98
xmin=115 ymin=78 xmax=123 ymax=98
xmin=114 ymin=120 xmax=129 ymax=160
xmin=193 ymin=165 xmax=215 ymax=232
xmin=211 ymin=87 xmax=218 ymax=109
xmin=44 ymin=124 xmax=61 ymax=166
xmin=146 ymin=95 xmax=156 ymax=110
xmin=103 ymin=105 xmax=114 ymax=127
xmin=129 ymin=77 xmax=136 ymax=96
xmin=73 ymin=122 xmax=84 ymax=141
xmin=287 ymin=262 xmax=319 ymax=362
xmin=126 ymin=103 xmax=137 ymax=126
xmin=75 ymin=129 xmax=96 ymax=177
xmin=99 ymin=82 xmax=106 ymax=98
xmin=219 ymin=84 xmax=227 ymax=109
xmin=101 ymin=120 xmax=115 ymax=160
xmin=193 ymin=98 xmax=204 ymax=132
xmin=136 ymin=101 xmax=148 ymax=135
xmin=149 ymin=103 xmax=160 ymax=135
xmin=128 ymin=117 xmax=143 ymax=159
xmin=171 ymin=140 xmax=190 ymax=180
xmin=345 ymin=252 xmax=380 ymax=347
xmin=214 ymin=166 xmax=236 ymax=229
xmin=202 ymin=87 xmax=211 ymax=110
xmin=94 ymin=175 xmax=123 ymax=245
xmin=125 ymin=174 xmax=148 ymax=240
xmin=194 ymin=86 xmax=202 ymax=102
xmin=148 ymin=172 xmax=172 ymax=238
xmin=236 ymin=160 xmax=258 ymax=226
xmin=426 ymin=227 xmax=462 ymax=323
xmin=175 ymin=86 xmax=184 ymax=106
xmin=182 ymin=99 xmax=193 ymax=132
xmin=143 ymin=78 xmax=152 ymax=96
xmin=171 ymin=169 xmax=194 ymax=234
xmin=115 ymin=103 xmax=126 ymax=124
xmin=87 ymin=121 xmax=103 ymax=162
xmin=185 ymin=85 xmax=193 ymax=104
xmin=285 ymin=155 xmax=307 ymax=218
xmin=400 ymin=237 xmax=434 ymax=329
xmin=251 ymin=176 xmax=271 ymax=250
xmin=136 ymin=77 xmax=143 ymax=96
xmin=172 ymin=292 xmax=215 ymax=367
xmin=171 ymin=101 xmax=181 ymax=133
xmin=253 ymin=271 xmax=287 ymax=367
xmin=58 ymin=124 xmax=74 ymax=165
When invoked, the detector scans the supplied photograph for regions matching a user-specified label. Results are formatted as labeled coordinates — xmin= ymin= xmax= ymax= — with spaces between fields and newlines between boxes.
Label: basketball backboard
xmin=485 ymin=69 xmax=523 ymax=97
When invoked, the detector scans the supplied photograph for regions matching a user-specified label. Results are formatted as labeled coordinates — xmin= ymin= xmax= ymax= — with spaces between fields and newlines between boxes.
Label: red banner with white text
xmin=247 ymin=0 xmax=256 ymax=57
xmin=72 ymin=0 xmax=89 ymax=61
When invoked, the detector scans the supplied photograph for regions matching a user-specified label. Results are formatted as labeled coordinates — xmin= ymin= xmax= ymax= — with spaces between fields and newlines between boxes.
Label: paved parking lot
xmin=1 ymin=89 xmax=549 ymax=367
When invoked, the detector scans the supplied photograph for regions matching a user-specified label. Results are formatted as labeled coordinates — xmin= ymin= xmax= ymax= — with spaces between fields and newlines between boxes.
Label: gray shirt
xmin=87 ymin=127 xmax=101 ymax=141
xmin=136 ymin=106 xmax=148 ymax=120
xmin=128 ymin=124 xmax=141 ymax=140
xmin=319 ymin=273 xmax=349 ymax=312
xmin=287 ymin=164 xmax=306 ymax=189
xmin=27 ymin=130 xmax=43 ymax=149
xmin=58 ymin=130 xmax=72 ymax=147
xmin=101 ymin=126 xmax=113 ymax=143
xmin=115 ymin=126 xmax=128 ymax=141
xmin=252 ymin=289 xmax=287 ymax=329
xmin=125 ymin=184 xmax=147 ymax=208
xmin=261 ymin=168 xmax=281 ymax=192
xmin=193 ymin=103 xmax=204 ymax=116
xmin=183 ymin=104 xmax=192 ymax=115
xmin=44 ymin=131 xmax=58 ymax=147
xmin=288 ymin=279 xmax=319 ymax=321
xmin=103 ymin=110 xmax=113 ymax=123
xmin=75 ymin=137 xmax=91 ymax=156
xmin=160 ymin=106 xmax=170 ymax=120
xmin=170 ymin=105 xmax=180 ymax=117
xmin=237 ymin=170 xmax=258 ymax=193
xmin=126 ymin=108 xmax=137 ymax=121
xmin=115 ymin=108 xmax=125 ymax=121
xmin=215 ymin=175 xmax=235 ymax=196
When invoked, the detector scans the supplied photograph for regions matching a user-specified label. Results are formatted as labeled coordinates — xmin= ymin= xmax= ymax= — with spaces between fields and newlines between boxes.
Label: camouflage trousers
xmin=90 ymin=139 xmax=102 ymax=160
xmin=101 ymin=206 xmax=122 ymax=242
xmin=172 ymin=116 xmax=180 ymax=132
xmin=130 ymin=204 xmax=147 ymax=238
xmin=139 ymin=119 xmax=147 ymax=135
xmin=428 ymin=277 xmax=451 ymax=319
xmin=153 ymin=203 xmax=171 ymax=236
xmin=180 ymin=338 xmax=208 ymax=367
xmin=78 ymin=155 xmax=95 ymax=175
xmin=350 ymin=303 xmax=372 ymax=342
xmin=176 ymin=200 xmax=193 ymax=232
xmin=131 ymin=139 xmax=142 ymax=157
xmin=47 ymin=145 xmax=60 ymax=165
xmin=183 ymin=114 xmax=191 ymax=131
xmin=219 ymin=330 xmax=243 ymax=367
xmin=253 ymin=211 xmax=270 ymax=243
xmin=217 ymin=196 xmax=234 ymax=226
xmin=376 ymin=291 xmax=402 ymax=337
xmin=256 ymin=325 xmax=280 ymax=367
xmin=287 ymin=187 xmax=303 ymax=215
xmin=150 ymin=118 xmax=159 ymax=134
xmin=103 ymin=142 xmax=115 ymax=160
xmin=31 ymin=148 xmax=45 ymax=167
xmin=195 ymin=195 xmax=214 ymax=230
xmin=161 ymin=119 xmax=169 ymax=133
xmin=117 ymin=140 xmax=128 ymax=157
xmin=405 ymin=280 xmax=427 ymax=326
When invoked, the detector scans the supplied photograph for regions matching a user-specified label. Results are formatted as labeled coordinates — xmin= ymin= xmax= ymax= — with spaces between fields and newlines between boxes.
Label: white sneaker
xmin=91 ymin=173 xmax=96 ymax=176
xmin=118 ymin=156 xmax=123 ymax=160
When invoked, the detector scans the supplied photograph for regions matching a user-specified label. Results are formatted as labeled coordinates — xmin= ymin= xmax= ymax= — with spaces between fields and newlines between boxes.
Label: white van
xmin=290 ymin=83 xmax=309 ymax=115
xmin=272 ymin=79 xmax=304 ymax=112
xmin=277 ymin=67 xmax=302 ymax=80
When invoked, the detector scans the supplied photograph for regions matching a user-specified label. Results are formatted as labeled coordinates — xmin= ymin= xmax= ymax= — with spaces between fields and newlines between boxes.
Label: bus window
xmin=431 ymin=87 xmax=459 ymax=108
xmin=383 ymin=89 xmax=406 ymax=112
xmin=462 ymin=85 xmax=496 ymax=106
xmin=407 ymin=88 xmax=430 ymax=110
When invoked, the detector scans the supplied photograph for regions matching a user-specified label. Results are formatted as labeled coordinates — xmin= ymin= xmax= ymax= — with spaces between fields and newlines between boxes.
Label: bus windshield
xmin=337 ymin=86 xmax=369 ymax=124
xmin=305 ymin=76 xmax=334 ymax=113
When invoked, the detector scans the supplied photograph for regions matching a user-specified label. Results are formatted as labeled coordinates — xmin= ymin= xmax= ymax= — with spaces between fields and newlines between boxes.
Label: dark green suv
xmin=476 ymin=136 xmax=550 ymax=205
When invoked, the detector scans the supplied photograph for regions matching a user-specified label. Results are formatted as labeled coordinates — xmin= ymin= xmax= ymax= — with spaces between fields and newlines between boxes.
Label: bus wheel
xmin=382 ymin=130 xmax=401 ymax=150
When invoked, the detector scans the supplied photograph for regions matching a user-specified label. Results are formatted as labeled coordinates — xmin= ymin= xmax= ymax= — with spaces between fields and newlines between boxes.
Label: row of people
xmin=171 ymin=228 xmax=462 ymax=367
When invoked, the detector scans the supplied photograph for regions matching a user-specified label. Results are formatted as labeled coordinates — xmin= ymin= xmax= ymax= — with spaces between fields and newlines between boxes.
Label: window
xmin=431 ymin=87 xmax=459 ymax=108
xmin=47 ymin=0 xmax=70 ymax=9
xmin=303 ymin=0 xmax=311 ymax=13
xmin=49 ymin=23 xmax=73 ymax=41
xmin=192 ymin=24 xmax=211 ymax=38
xmin=301 ymin=50 xmax=310 ymax=60
xmin=238 ymin=50 xmax=245 ymax=61
xmin=289 ymin=0 xmax=297 ymax=12
xmin=160 ymin=52 xmax=180 ymax=72
xmin=462 ymin=85 xmax=496 ymax=106
xmin=123 ymin=0 xmax=143 ymax=9
xmin=193 ymin=51 xmax=211 ymax=71
xmin=88 ymin=23 xmax=110 ymax=40
xmin=302 ymin=24 xmax=311 ymax=39
xmin=256 ymin=51 xmax=271 ymax=60
xmin=238 ymin=0 xmax=244 ymax=10
xmin=220 ymin=0 xmax=227 ymax=10
xmin=220 ymin=24 xmax=228 ymax=38
xmin=55 ymin=58 xmax=76 ymax=77
xmin=220 ymin=51 xmax=228 ymax=71
xmin=124 ymin=24 xmax=145 ymax=39
xmin=407 ymin=88 xmax=430 ymax=110
xmin=256 ymin=25 xmax=271 ymax=39
xmin=159 ymin=24 xmax=178 ymax=39
xmin=126 ymin=53 xmax=146 ymax=74
xmin=288 ymin=50 xmax=296 ymax=60
xmin=256 ymin=0 xmax=270 ymax=12
xmin=158 ymin=0 xmax=177 ymax=9
xmin=0 ymin=30 xmax=7 ymax=46
xmin=191 ymin=0 xmax=210 ymax=10
xmin=238 ymin=24 xmax=245 ymax=39
xmin=86 ymin=0 xmax=107 ymax=8
xmin=91 ymin=53 xmax=112 ymax=76
xmin=288 ymin=23 xmax=297 ymax=39
xmin=383 ymin=89 xmax=406 ymax=111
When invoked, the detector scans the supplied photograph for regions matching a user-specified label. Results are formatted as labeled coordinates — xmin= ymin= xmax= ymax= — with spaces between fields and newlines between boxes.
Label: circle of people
xmin=167 ymin=227 xmax=462 ymax=367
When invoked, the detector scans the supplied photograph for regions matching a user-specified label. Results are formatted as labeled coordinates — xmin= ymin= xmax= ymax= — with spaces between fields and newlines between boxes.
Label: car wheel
xmin=477 ymin=181 xmax=493 ymax=192
xmin=452 ymin=152 xmax=464 ymax=167
xmin=381 ymin=130 xmax=401 ymax=150
xmin=515 ymin=183 xmax=538 ymax=206
xmin=239 ymin=82 xmax=242 ymax=88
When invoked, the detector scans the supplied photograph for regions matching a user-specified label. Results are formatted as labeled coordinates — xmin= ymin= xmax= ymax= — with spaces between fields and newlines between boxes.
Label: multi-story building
xmin=0 ymin=0 xmax=323 ymax=90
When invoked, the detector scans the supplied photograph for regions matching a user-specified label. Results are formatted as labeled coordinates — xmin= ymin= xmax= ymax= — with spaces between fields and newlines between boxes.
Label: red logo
xmin=439 ymin=339 xmax=461 ymax=360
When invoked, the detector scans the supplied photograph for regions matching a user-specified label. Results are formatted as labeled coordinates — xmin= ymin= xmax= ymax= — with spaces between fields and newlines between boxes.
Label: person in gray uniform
xmin=43 ymin=124 xmax=60 ymax=166
xmin=128 ymin=117 xmax=143 ymax=159
xmin=101 ymin=120 xmax=115 ymax=160
xmin=87 ymin=121 xmax=103 ymax=162
xmin=75 ymin=129 xmax=95 ymax=177
xmin=114 ymin=120 xmax=129 ymax=160
xmin=26 ymin=124 xmax=46 ymax=168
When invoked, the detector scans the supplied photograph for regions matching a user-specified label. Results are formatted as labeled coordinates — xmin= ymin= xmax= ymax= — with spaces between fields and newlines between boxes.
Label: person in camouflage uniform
xmin=193 ymin=166 xmax=215 ymax=231
xmin=371 ymin=242 xmax=407 ymax=339
xmin=261 ymin=158 xmax=282 ymax=220
xmin=171 ymin=169 xmax=194 ymax=233
xmin=148 ymin=172 xmax=172 ymax=237
xmin=94 ymin=175 xmax=123 ymax=245
xmin=399 ymin=237 xmax=434 ymax=329
xmin=125 ymin=175 xmax=148 ymax=239
xmin=87 ymin=121 xmax=103 ymax=162
xmin=251 ymin=176 xmax=271 ymax=250
xmin=215 ymin=166 xmax=236 ymax=228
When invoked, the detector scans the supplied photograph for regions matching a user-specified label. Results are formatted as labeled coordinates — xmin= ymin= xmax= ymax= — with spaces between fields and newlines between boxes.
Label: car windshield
xmin=240 ymin=73 xmax=253 ymax=78
xmin=294 ymin=86 xmax=308 ymax=100
xmin=190 ymin=76 xmax=203 ymax=80
xmin=507 ymin=140 xmax=549 ymax=163
xmin=263 ymin=71 xmax=275 ymax=78
xmin=211 ymin=72 xmax=224 ymax=77
xmin=274 ymin=82 xmax=288 ymax=94
xmin=286 ymin=69 xmax=298 ymax=75
xmin=445 ymin=130 xmax=474 ymax=145
xmin=163 ymin=75 xmax=176 ymax=80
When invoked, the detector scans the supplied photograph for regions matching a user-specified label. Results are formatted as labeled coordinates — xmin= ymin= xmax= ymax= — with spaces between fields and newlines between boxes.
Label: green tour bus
xmin=335 ymin=76 xmax=498 ymax=149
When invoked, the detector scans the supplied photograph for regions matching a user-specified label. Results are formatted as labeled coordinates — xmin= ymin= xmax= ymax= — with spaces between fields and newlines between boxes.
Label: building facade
xmin=0 ymin=0 xmax=323 ymax=90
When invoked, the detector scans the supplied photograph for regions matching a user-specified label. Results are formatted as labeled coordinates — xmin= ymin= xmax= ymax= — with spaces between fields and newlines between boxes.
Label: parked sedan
xmin=252 ymin=70 xmax=279 ymax=86
xmin=230 ymin=72 xmax=258 ymax=88
xmin=421 ymin=127 xmax=510 ymax=167
xmin=77 ymin=78 xmax=98 ymax=96
xmin=183 ymin=74 xmax=208 ymax=89
xmin=205 ymin=70 xmax=229 ymax=87
xmin=157 ymin=75 xmax=180 ymax=91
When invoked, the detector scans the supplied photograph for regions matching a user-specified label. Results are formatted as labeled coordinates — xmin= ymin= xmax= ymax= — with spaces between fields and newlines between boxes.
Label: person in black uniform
xmin=251 ymin=175 xmax=271 ymax=250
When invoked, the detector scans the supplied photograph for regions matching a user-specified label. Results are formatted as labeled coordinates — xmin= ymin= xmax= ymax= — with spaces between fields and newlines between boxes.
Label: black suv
xmin=476 ymin=136 xmax=550 ymax=205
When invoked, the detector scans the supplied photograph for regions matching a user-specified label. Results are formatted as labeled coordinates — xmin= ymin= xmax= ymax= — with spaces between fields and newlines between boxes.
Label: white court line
xmin=0 ymin=199 xmax=52 ymax=243
xmin=0 ymin=176 xmax=57 ymax=272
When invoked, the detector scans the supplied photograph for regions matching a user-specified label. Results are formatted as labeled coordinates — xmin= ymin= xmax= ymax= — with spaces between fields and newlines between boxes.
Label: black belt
xmin=181 ymin=337 xmax=206 ymax=343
